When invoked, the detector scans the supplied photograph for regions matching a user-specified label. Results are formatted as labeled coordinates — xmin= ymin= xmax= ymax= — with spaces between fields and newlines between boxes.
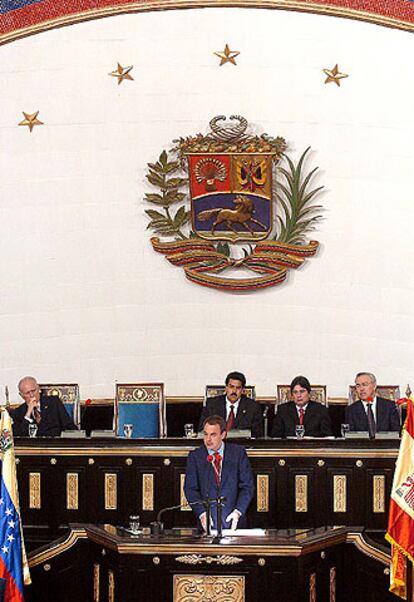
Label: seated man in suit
xmin=198 ymin=371 xmax=264 ymax=438
xmin=12 ymin=376 xmax=77 ymax=437
xmin=346 ymin=372 xmax=400 ymax=434
xmin=184 ymin=415 xmax=254 ymax=531
xmin=272 ymin=375 xmax=332 ymax=438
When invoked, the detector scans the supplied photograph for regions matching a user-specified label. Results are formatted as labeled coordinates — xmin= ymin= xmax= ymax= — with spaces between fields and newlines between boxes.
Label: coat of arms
xmin=144 ymin=116 xmax=324 ymax=292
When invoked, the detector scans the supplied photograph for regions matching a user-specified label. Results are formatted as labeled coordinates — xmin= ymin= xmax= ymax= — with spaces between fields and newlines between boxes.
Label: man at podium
xmin=184 ymin=415 xmax=254 ymax=531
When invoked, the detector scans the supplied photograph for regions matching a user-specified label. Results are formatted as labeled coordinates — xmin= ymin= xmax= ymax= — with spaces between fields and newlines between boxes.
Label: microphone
xmin=151 ymin=497 xmax=227 ymax=535
xmin=263 ymin=405 xmax=270 ymax=439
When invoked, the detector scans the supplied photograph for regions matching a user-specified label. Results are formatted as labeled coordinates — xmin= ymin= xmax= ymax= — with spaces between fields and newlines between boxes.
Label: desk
xmin=27 ymin=524 xmax=396 ymax=602
xmin=15 ymin=437 xmax=399 ymax=548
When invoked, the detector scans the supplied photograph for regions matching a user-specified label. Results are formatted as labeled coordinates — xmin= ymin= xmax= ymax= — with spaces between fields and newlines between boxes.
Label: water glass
xmin=341 ymin=423 xmax=350 ymax=438
xmin=184 ymin=423 xmax=194 ymax=438
xmin=28 ymin=423 xmax=38 ymax=438
xmin=123 ymin=424 xmax=134 ymax=438
xmin=295 ymin=425 xmax=305 ymax=439
xmin=129 ymin=515 xmax=140 ymax=534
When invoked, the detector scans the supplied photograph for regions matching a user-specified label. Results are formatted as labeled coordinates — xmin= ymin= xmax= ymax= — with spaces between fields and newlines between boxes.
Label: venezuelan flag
xmin=0 ymin=410 xmax=30 ymax=602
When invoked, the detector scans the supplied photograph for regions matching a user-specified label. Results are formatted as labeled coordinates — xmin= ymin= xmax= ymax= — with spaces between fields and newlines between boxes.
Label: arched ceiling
xmin=0 ymin=0 xmax=413 ymax=45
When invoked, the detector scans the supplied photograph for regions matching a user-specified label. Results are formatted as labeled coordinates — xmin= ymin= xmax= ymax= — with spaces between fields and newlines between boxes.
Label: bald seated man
xmin=11 ymin=376 xmax=76 ymax=437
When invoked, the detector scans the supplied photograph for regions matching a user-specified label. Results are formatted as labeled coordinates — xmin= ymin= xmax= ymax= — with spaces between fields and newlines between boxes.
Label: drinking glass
xmin=341 ymin=423 xmax=350 ymax=438
xmin=123 ymin=424 xmax=134 ymax=438
xmin=28 ymin=423 xmax=38 ymax=438
xmin=129 ymin=515 xmax=140 ymax=534
xmin=295 ymin=425 xmax=305 ymax=439
xmin=184 ymin=423 xmax=194 ymax=438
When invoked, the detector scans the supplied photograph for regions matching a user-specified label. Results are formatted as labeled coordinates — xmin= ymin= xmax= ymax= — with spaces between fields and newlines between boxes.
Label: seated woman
xmin=272 ymin=376 xmax=332 ymax=438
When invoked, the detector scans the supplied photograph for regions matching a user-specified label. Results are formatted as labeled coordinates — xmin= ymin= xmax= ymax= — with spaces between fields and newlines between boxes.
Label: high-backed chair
xmin=39 ymin=383 xmax=80 ymax=426
xmin=276 ymin=384 xmax=327 ymax=407
xmin=348 ymin=385 xmax=400 ymax=404
xmin=204 ymin=385 xmax=256 ymax=401
xmin=115 ymin=383 xmax=166 ymax=438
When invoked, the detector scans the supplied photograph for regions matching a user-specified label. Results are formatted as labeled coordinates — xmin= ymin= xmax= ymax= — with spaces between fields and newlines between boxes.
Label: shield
xmin=186 ymin=152 xmax=274 ymax=242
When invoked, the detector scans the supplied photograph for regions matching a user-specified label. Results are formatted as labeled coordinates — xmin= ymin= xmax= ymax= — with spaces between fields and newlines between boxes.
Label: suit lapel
xmin=234 ymin=397 xmax=246 ymax=428
xmin=220 ymin=444 xmax=230 ymax=489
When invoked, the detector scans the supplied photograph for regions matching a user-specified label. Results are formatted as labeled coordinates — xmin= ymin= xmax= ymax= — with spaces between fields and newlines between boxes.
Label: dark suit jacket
xmin=198 ymin=395 xmax=264 ymax=438
xmin=345 ymin=397 xmax=400 ymax=432
xmin=184 ymin=442 xmax=254 ymax=529
xmin=272 ymin=400 xmax=332 ymax=438
xmin=12 ymin=394 xmax=77 ymax=437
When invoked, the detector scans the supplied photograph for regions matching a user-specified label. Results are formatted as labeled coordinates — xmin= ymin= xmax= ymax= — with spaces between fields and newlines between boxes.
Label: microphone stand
xmin=151 ymin=498 xmax=220 ymax=536
xmin=263 ymin=405 xmax=270 ymax=439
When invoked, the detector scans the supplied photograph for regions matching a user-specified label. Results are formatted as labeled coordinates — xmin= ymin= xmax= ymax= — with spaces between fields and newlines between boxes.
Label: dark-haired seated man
xmin=12 ymin=376 xmax=76 ymax=437
xmin=198 ymin=371 xmax=264 ymax=438
xmin=272 ymin=375 xmax=332 ymax=438
xmin=184 ymin=415 xmax=254 ymax=531
xmin=346 ymin=372 xmax=400 ymax=434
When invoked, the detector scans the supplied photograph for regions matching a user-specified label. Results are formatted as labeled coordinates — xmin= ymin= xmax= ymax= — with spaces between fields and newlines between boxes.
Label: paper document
xmin=211 ymin=528 xmax=266 ymax=536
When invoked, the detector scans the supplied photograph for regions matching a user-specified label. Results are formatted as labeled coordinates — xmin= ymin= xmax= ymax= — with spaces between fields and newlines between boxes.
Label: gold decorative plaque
xmin=309 ymin=572 xmax=316 ymax=602
xmin=333 ymin=475 xmax=346 ymax=513
xmin=105 ymin=473 xmax=117 ymax=510
xmin=175 ymin=555 xmax=243 ymax=566
xmin=256 ymin=475 xmax=269 ymax=512
xmin=29 ymin=472 xmax=41 ymax=509
xmin=295 ymin=475 xmax=308 ymax=513
xmin=66 ymin=473 xmax=79 ymax=510
xmin=330 ymin=567 xmax=336 ymax=602
xmin=108 ymin=570 xmax=115 ymax=602
xmin=93 ymin=563 xmax=100 ymax=602
xmin=373 ymin=475 xmax=385 ymax=513
xmin=173 ymin=575 xmax=244 ymax=602
xmin=180 ymin=474 xmax=191 ymax=511
xmin=142 ymin=474 xmax=154 ymax=511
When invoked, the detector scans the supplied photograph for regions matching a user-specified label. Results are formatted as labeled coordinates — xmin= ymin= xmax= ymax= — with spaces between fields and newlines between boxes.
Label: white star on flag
xmin=1 ymin=546 xmax=8 ymax=554
xmin=8 ymin=520 xmax=15 ymax=529
xmin=5 ymin=509 xmax=12 ymax=516
xmin=7 ymin=535 xmax=14 ymax=542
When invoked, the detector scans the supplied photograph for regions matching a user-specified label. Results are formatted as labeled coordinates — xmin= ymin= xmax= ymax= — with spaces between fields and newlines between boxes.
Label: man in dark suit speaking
xmin=272 ymin=375 xmax=332 ymax=438
xmin=346 ymin=372 xmax=400 ymax=435
xmin=12 ymin=376 xmax=76 ymax=437
xmin=184 ymin=415 xmax=254 ymax=531
xmin=198 ymin=371 xmax=264 ymax=438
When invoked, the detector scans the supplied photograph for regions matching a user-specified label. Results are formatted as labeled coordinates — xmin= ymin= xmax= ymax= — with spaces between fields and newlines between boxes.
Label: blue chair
xmin=115 ymin=383 xmax=166 ymax=439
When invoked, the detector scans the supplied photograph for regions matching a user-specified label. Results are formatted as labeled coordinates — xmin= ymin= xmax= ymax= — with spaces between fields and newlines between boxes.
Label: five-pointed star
xmin=323 ymin=64 xmax=349 ymax=87
xmin=214 ymin=44 xmax=240 ymax=66
xmin=18 ymin=111 xmax=43 ymax=132
xmin=109 ymin=63 xmax=134 ymax=85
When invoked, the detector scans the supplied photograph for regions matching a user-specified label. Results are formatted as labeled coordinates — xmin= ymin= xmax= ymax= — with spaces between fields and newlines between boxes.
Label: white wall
xmin=0 ymin=8 xmax=413 ymax=402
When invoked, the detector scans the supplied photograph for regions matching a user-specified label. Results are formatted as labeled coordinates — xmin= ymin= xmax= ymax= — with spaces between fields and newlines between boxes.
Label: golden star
xmin=109 ymin=63 xmax=134 ymax=85
xmin=18 ymin=111 xmax=43 ymax=132
xmin=323 ymin=64 xmax=349 ymax=87
xmin=214 ymin=44 xmax=240 ymax=66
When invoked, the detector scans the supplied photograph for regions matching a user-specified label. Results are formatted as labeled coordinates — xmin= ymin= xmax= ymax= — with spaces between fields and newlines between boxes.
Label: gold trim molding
xmin=372 ymin=475 xmax=385 ymax=513
xmin=333 ymin=475 xmax=346 ymax=513
xmin=29 ymin=472 xmax=41 ymax=509
xmin=105 ymin=473 xmax=117 ymax=510
xmin=0 ymin=1 xmax=412 ymax=48
xmin=108 ymin=569 xmax=115 ymax=602
xmin=256 ymin=474 xmax=269 ymax=512
xmin=330 ymin=566 xmax=336 ymax=602
xmin=142 ymin=473 xmax=154 ymax=511
xmin=93 ymin=563 xmax=100 ymax=602
xmin=295 ymin=475 xmax=308 ymax=512
xmin=310 ymin=572 xmax=316 ymax=602
xmin=175 ymin=554 xmax=243 ymax=565
xmin=66 ymin=472 xmax=79 ymax=510
xmin=173 ymin=574 xmax=244 ymax=602
xmin=180 ymin=474 xmax=191 ymax=511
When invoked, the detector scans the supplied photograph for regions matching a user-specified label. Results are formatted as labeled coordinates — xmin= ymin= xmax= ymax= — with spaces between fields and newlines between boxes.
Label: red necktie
xmin=299 ymin=408 xmax=305 ymax=425
xmin=213 ymin=452 xmax=222 ymax=485
xmin=33 ymin=408 xmax=41 ymax=424
xmin=226 ymin=404 xmax=235 ymax=432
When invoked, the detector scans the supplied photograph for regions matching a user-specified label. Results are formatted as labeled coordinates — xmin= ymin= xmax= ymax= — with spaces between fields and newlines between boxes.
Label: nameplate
xmin=90 ymin=430 xmax=115 ymax=438
xmin=375 ymin=431 xmax=400 ymax=439
xmin=346 ymin=432 xmax=370 ymax=439
xmin=61 ymin=430 xmax=86 ymax=438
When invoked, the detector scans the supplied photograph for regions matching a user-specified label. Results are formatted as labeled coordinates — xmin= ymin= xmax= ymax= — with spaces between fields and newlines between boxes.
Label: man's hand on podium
xmin=226 ymin=509 xmax=241 ymax=531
